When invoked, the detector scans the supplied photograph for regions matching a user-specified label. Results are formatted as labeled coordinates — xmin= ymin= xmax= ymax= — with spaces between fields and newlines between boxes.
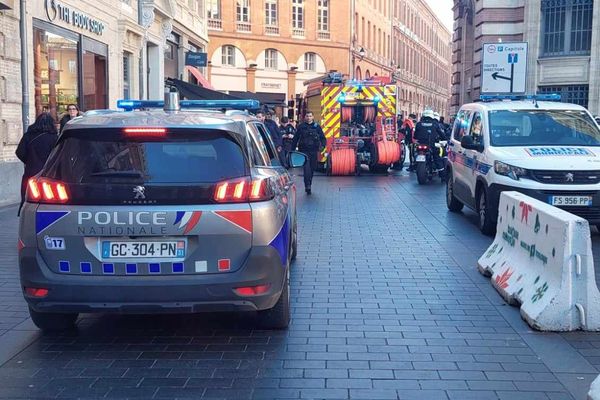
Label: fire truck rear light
xmin=25 ymin=287 xmax=49 ymax=298
xmin=234 ymin=284 xmax=271 ymax=296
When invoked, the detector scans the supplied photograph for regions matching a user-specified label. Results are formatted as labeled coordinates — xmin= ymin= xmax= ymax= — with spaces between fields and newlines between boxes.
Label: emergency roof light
xmin=479 ymin=94 xmax=561 ymax=102
xmin=116 ymin=99 xmax=261 ymax=112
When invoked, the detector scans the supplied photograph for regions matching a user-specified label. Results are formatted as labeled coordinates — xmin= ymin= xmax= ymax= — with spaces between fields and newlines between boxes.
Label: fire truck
xmin=299 ymin=73 xmax=402 ymax=175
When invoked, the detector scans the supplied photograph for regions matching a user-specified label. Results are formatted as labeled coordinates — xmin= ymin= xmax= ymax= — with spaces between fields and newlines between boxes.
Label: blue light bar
xmin=116 ymin=99 xmax=261 ymax=111
xmin=479 ymin=94 xmax=562 ymax=102
xmin=117 ymin=100 xmax=164 ymax=111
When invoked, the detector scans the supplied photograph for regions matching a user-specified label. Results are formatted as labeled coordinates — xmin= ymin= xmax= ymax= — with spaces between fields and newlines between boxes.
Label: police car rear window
xmin=489 ymin=110 xmax=600 ymax=147
xmin=43 ymin=129 xmax=248 ymax=184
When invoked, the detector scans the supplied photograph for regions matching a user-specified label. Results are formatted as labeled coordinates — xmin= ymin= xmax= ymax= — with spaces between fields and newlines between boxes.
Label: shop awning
xmin=165 ymin=78 xmax=242 ymax=101
xmin=228 ymin=91 xmax=287 ymax=107
xmin=185 ymin=66 xmax=214 ymax=90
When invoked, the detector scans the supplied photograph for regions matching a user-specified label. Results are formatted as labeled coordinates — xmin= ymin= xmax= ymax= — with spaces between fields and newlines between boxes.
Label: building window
xmin=222 ymin=45 xmax=236 ymax=66
xmin=265 ymin=0 xmax=277 ymax=25
xmin=317 ymin=0 xmax=329 ymax=31
xmin=123 ymin=53 xmax=131 ymax=99
xmin=265 ymin=48 xmax=278 ymax=70
xmin=207 ymin=0 xmax=221 ymax=19
xmin=237 ymin=0 xmax=250 ymax=22
xmin=164 ymin=33 xmax=180 ymax=80
xmin=292 ymin=0 xmax=304 ymax=29
xmin=539 ymin=85 xmax=589 ymax=108
xmin=541 ymin=0 xmax=593 ymax=57
xmin=304 ymin=52 xmax=316 ymax=72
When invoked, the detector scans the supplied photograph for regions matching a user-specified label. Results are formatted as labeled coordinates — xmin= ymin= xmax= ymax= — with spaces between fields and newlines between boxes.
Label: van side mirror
xmin=288 ymin=151 xmax=307 ymax=168
xmin=461 ymin=135 xmax=484 ymax=152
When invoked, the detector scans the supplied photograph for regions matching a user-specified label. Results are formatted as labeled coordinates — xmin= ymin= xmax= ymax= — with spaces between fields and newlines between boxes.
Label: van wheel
xmin=257 ymin=269 xmax=290 ymax=330
xmin=446 ymin=173 xmax=464 ymax=212
xmin=477 ymin=188 xmax=495 ymax=236
xmin=29 ymin=307 xmax=78 ymax=331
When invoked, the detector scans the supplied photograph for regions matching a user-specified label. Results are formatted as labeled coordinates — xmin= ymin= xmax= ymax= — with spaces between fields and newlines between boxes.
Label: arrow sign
xmin=481 ymin=42 xmax=528 ymax=94
xmin=492 ymin=72 xmax=511 ymax=81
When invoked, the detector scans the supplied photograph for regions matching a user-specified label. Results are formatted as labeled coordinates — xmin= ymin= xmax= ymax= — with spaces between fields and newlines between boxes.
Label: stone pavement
xmin=0 ymin=173 xmax=599 ymax=399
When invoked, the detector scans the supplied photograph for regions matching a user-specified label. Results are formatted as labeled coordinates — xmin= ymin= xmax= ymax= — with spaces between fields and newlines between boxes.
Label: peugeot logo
xmin=133 ymin=186 xmax=146 ymax=200
xmin=45 ymin=0 xmax=57 ymax=22
xmin=565 ymin=173 xmax=574 ymax=182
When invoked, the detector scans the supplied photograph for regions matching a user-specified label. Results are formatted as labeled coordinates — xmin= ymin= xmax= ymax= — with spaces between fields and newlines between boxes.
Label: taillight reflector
xmin=24 ymin=287 xmax=49 ymax=298
xmin=234 ymin=284 xmax=271 ymax=296
xmin=27 ymin=178 xmax=70 ymax=204
xmin=27 ymin=178 xmax=41 ymax=200
xmin=214 ymin=178 xmax=273 ymax=203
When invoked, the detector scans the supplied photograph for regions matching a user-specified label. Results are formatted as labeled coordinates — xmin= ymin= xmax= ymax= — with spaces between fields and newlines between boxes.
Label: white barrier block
xmin=589 ymin=374 xmax=600 ymax=400
xmin=478 ymin=191 xmax=600 ymax=331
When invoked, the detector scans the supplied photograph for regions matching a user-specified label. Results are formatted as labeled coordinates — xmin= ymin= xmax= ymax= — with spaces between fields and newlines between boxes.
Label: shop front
xmin=28 ymin=0 xmax=124 ymax=120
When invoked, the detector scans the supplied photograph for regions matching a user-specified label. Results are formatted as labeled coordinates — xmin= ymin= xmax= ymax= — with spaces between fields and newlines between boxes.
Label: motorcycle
xmin=415 ymin=140 xmax=447 ymax=185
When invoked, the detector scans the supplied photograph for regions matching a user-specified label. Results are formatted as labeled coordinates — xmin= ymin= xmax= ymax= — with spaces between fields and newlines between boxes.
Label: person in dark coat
xmin=291 ymin=111 xmax=326 ymax=195
xmin=15 ymin=113 xmax=59 ymax=215
xmin=280 ymin=116 xmax=296 ymax=163
xmin=59 ymin=104 xmax=80 ymax=133
xmin=257 ymin=111 xmax=285 ymax=166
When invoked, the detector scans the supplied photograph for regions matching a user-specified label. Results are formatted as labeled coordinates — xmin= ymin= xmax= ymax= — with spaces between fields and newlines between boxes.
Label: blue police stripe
xmin=36 ymin=211 xmax=70 ymax=235
xmin=174 ymin=211 xmax=185 ymax=225
xmin=269 ymin=214 xmax=290 ymax=267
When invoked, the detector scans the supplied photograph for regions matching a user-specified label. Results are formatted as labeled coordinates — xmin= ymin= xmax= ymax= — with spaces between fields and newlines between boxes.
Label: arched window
xmin=265 ymin=48 xmax=278 ymax=70
xmin=304 ymin=52 xmax=316 ymax=71
xmin=222 ymin=45 xmax=236 ymax=66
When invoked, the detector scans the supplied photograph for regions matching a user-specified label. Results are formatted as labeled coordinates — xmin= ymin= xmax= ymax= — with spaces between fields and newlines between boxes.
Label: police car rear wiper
xmin=90 ymin=170 xmax=144 ymax=178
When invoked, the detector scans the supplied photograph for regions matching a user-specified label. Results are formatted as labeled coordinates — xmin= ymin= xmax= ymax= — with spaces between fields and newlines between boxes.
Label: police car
xmin=18 ymin=94 xmax=306 ymax=330
xmin=446 ymin=95 xmax=600 ymax=235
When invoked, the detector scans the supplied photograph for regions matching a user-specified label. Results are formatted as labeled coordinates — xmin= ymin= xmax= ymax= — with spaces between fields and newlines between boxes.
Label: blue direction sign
xmin=185 ymin=52 xmax=208 ymax=68
xmin=508 ymin=53 xmax=518 ymax=64
xmin=482 ymin=42 xmax=528 ymax=94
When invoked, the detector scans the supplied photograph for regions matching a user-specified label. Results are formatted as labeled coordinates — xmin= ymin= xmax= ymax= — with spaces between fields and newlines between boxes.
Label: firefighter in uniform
xmin=292 ymin=111 xmax=327 ymax=195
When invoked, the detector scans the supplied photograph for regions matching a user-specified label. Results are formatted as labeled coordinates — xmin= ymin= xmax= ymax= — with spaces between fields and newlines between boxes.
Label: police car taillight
xmin=123 ymin=127 xmax=167 ymax=137
xmin=214 ymin=177 xmax=274 ymax=203
xmin=27 ymin=178 xmax=70 ymax=204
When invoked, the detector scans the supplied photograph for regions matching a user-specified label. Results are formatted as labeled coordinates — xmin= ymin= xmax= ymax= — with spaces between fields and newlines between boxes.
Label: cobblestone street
xmin=0 ymin=172 xmax=599 ymax=399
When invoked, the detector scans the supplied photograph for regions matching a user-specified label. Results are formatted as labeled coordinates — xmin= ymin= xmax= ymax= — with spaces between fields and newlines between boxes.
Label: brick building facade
xmin=452 ymin=0 xmax=600 ymax=116
xmin=207 ymin=0 xmax=451 ymax=119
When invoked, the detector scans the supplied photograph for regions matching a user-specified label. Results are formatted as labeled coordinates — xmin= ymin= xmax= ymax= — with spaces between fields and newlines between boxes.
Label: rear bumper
xmin=488 ymin=184 xmax=600 ymax=223
xmin=19 ymin=247 xmax=285 ymax=314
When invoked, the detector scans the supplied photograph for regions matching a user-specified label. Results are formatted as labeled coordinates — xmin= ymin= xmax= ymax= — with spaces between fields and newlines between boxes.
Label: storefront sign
xmin=45 ymin=0 xmax=105 ymax=36
xmin=185 ymin=52 xmax=208 ymax=68
xmin=261 ymin=82 xmax=282 ymax=89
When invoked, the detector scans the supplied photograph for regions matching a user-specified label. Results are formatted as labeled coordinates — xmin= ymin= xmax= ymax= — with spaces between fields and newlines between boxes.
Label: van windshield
xmin=488 ymin=110 xmax=600 ymax=147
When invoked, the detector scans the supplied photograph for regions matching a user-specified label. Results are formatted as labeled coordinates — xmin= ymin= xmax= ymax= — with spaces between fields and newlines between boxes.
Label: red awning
xmin=186 ymin=66 xmax=214 ymax=90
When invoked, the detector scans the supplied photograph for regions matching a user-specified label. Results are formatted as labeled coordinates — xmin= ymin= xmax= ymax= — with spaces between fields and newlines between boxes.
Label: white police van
xmin=446 ymin=95 xmax=600 ymax=235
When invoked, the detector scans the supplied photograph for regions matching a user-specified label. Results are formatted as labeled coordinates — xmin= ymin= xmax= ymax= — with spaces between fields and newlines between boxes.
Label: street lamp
xmin=358 ymin=47 xmax=366 ymax=60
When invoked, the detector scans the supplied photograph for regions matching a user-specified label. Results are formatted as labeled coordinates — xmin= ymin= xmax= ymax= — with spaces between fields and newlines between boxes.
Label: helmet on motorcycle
xmin=422 ymin=109 xmax=434 ymax=119
xmin=433 ymin=112 xmax=440 ymax=121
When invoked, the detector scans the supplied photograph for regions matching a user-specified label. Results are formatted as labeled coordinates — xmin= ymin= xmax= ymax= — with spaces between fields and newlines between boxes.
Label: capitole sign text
xmin=45 ymin=0 xmax=105 ymax=36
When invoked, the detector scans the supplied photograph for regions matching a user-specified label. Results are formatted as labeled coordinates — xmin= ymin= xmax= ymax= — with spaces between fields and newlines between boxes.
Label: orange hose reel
xmin=330 ymin=148 xmax=357 ymax=176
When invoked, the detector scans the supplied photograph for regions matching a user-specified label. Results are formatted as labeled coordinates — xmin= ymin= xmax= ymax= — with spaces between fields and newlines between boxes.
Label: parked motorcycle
xmin=416 ymin=140 xmax=447 ymax=184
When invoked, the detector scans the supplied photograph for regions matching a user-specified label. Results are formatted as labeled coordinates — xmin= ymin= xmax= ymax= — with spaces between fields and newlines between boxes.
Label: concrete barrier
xmin=589 ymin=374 xmax=600 ymax=399
xmin=478 ymin=191 xmax=600 ymax=331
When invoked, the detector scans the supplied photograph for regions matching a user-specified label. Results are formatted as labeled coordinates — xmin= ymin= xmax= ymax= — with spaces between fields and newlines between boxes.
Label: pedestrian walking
xmin=401 ymin=113 xmax=417 ymax=171
xmin=292 ymin=111 xmax=326 ymax=195
xmin=15 ymin=113 xmax=59 ymax=215
xmin=280 ymin=116 xmax=296 ymax=165
xmin=59 ymin=104 xmax=80 ymax=133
